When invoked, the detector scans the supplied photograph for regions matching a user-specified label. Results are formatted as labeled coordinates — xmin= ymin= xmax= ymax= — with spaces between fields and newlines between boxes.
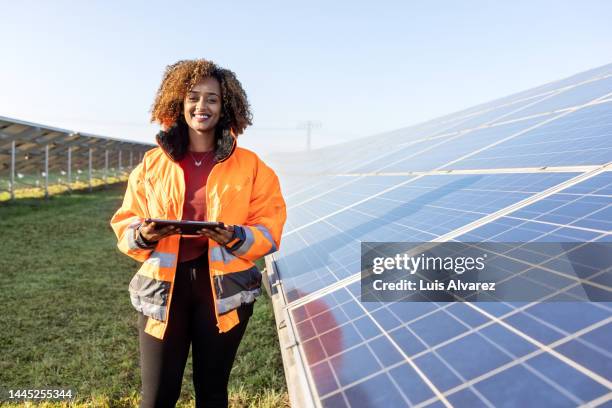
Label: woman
xmin=110 ymin=59 xmax=286 ymax=408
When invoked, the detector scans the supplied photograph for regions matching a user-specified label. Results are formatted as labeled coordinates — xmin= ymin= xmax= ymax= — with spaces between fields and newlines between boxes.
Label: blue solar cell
xmin=498 ymin=75 xmax=612 ymax=123
xmin=408 ymin=310 xmax=468 ymax=347
xmin=452 ymin=101 xmax=612 ymax=169
xmin=562 ymin=171 xmax=612 ymax=195
xmin=355 ymin=117 xmax=547 ymax=173
xmin=525 ymin=353 xmax=610 ymax=402
xmin=313 ymin=361 xmax=340 ymax=398
xmin=320 ymin=323 xmax=362 ymax=357
xmin=302 ymin=336 xmax=327 ymax=366
xmin=321 ymin=392 xmax=348 ymax=408
xmin=579 ymin=322 xmax=612 ymax=351
xmin=388 ymin=326 xmax=427 ymax=356
xmin=368 ymin=336 xmax=404 ymax=366
xmin=311 ymin=306 xmax=351 ymax=335
xmin=343 ymin=372 xmax=407 ymax=407
xmin=439 ymin=96 xmax=553 ymax=134
xmin=502 ymin=312 xmax=565 ymax=344
xmin=387 ymin=301 xmax=439 ymax=323
xmin=413 ymin=351 xmax=464 ymax=391
xmin=457 ymin=172 xmax=612 ymax=244
xmin=473 ymin=365 xmax=578 ymax=407
xmin=464 ymin=63 xmax=612 ymax=114
xmin=351 ymin=316 xmax=379 ymax=340
xmin=329 ymin=344 xmax=382 ymax=387
xmin=479 ymin=323 xmax=538 ymax=358
xmin=446 ymin=388 xmax=489 ymax=408
xmin=554 ymin=340 xmax=612 ymax=382
xmin=437 ymin=332 xmax=513 ymax=380
xmin=446 ymin=303 xmax=491 ymax=328
xmin=524 ymin=303 xmax=610 ymax=334
xmin=349 ymin=136 xmax=451 ymax=174
xmin=369 ymin=307 xmax=401 ymax=331
xmin=389 ymin=362 xmax=437 ymax=405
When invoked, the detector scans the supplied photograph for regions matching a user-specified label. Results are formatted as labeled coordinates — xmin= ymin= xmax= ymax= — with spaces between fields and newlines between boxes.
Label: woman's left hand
xmin=197 ymin=225 xmax=235 ymax=246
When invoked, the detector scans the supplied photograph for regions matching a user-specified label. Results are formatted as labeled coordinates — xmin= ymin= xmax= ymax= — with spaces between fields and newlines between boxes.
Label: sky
xmin=1 ymin=0 xmax=612 ymax=154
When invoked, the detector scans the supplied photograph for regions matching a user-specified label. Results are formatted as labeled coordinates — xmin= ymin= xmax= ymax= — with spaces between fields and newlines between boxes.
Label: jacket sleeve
xmin=110 ymin=161 xmax=155 ymax=262
xmin=226 ymin=159 xmax=287 ymax=261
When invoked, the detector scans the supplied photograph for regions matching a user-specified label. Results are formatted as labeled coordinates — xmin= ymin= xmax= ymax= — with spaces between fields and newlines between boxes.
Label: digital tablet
xmin=144 ymin=218 xmax=226 ymax=235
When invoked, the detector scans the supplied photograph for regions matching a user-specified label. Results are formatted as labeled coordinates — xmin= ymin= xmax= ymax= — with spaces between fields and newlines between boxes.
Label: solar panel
xmin=453 ymin=102 xmax=612 ymax=169
xmin=0 ymin=115 xmax=154 ymax=198
xmin=277 ymin=172 xmax=580 ymax=302
xmin=264 ymin=63 xmax=612 ymax=407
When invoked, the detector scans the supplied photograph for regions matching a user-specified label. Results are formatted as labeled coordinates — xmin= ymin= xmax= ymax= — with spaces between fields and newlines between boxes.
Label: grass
xmin=0 ymin=183 xmax=288 ymax=407
xmin=0 ymin=174 xmax=128 ymax=202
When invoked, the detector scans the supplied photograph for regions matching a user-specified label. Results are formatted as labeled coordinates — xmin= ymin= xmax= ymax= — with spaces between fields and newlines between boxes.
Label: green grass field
xmin=0 ymin=183 xmax=288 ymax=407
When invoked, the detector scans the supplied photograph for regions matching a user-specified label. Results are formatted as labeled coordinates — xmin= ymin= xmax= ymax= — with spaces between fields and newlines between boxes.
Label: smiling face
xmin=183 ymin=76 xmax=222 ymax=134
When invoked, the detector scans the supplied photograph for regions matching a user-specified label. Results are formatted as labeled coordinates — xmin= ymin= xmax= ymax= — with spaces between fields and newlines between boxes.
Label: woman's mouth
xmin=193 ymin=113 xmax=211 ymax=122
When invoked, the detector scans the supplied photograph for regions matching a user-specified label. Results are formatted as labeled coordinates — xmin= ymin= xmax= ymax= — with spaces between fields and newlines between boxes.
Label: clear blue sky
xmin=1 ymin=0 xmax=612 ymax=154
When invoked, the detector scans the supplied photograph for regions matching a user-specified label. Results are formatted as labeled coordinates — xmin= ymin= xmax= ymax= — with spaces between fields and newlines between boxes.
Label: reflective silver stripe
xmin=144 ymin=251 xmax=176 ymax=268
xmin=129 ymin=273 xmax=170 ymax=321
xmin=216 ymin=288 xmax=261 ymax=314
xmin=130 ymin=293 xmax=167 ymax=321
xmin=128 ymin=218 xmax=142 ymax=228
xmin=129 ymin=274 xmax=170 ymax=304
xmin=127 ymin=226 xmax=141 ymax=250
xmin=254 ymin=224 xmax=277 ymax=253
xmin=210 ymin=246 xmax=238 ymax=264
xmin=233 ymin=227 xmax=255 ymax=256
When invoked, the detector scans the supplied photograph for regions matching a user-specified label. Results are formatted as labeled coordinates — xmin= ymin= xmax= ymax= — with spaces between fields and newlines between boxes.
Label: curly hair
xmin=150 ymin=59 xmax=253 ymax=161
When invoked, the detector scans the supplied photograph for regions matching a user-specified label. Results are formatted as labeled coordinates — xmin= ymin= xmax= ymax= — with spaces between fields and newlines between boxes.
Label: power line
xmin=297 ymin=120 xmax=322 ymax=151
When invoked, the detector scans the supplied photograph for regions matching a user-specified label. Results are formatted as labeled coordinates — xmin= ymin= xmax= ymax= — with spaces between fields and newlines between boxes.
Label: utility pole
xmin=298 ymin=121 xmax=321 ymax=152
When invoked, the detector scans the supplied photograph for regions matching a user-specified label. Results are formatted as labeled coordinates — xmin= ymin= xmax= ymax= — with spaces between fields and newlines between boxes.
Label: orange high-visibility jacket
xmin=110 ymin=131 xmax=286 ymax=340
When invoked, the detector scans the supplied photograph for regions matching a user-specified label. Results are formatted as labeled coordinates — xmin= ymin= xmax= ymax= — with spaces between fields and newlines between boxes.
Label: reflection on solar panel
xmin=264 ymin=64 xmax=612 ymax=407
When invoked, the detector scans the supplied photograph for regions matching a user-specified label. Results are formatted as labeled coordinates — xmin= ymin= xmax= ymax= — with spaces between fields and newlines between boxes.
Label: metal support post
xmin=104 ymin=149 xmax=109 ymax=187
xmin=67 ymin=147 xmax=72 ymax=193
xmin=88 ymin=148 xmax=93 ymax=192
xmin=44 ymin=144 xmax=49 ymax=199
xmin=10 ymin=140 xmax=15 ymax=200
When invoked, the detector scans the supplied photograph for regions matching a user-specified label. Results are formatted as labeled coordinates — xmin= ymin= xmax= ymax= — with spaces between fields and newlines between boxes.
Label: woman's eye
xmin=188 ymin=97 xmax=198 ymax=102
xmin=208 ymin=98 xmax=218 ymax=104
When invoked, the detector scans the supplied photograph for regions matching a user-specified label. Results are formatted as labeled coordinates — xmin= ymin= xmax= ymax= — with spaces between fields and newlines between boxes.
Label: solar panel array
xmin=264 ymin=64 xmax=612 ymax=407
xmin=0 ymin=115 xmax=154 ymax=198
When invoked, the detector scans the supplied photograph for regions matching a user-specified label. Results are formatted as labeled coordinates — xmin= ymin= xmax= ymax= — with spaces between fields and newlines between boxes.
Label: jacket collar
xmin=214 ymin=129 xmax=237 ymax=163
xmin=156 ymin=125 xmax=237 ymax=163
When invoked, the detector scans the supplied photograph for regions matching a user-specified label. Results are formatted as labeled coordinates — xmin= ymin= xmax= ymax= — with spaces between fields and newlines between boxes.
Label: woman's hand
xmin=197 ymin=225 xmax=235 ymax=246
xmin=138 ymin=220 xmax=180 ymax=243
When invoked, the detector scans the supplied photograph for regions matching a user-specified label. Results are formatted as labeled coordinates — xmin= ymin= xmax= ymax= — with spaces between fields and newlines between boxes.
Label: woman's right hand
xmin=138 ymin=221 xmax=180 ymax=243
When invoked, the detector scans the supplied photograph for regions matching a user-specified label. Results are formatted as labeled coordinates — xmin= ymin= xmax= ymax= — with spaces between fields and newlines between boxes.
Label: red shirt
xmin=177 ymin=149 xmax=216 ymax=263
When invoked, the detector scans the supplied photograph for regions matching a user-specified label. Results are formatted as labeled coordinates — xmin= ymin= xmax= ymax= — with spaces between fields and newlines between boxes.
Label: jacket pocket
xmin=213 ymin=266 xmax=262 ymax=315
xmin=128 ymin=273 xmax=171 ymax=322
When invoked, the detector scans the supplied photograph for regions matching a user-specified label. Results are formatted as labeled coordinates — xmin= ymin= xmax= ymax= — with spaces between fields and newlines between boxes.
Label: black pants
xmin=138 ymin=252 xmax=254 ymax=408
